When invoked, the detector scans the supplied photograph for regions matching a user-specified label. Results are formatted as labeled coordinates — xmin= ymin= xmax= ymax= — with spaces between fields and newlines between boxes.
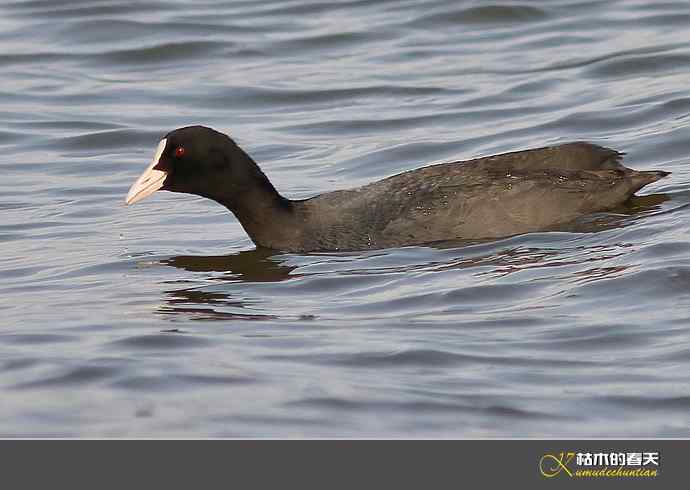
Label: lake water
xmin=1 ymin=0 xmax=690 ymax=437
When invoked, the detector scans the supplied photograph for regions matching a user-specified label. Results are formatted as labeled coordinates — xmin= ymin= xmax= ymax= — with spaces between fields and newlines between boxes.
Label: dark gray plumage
xmin=126 ymin=126 xmax=669 ymax=252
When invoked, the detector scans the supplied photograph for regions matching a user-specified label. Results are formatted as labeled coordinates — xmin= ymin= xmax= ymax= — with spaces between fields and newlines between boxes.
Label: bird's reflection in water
xmin=471 ymin=193 xmax=669 ymax=279
xmin=556 ymin=193 xmax=669 ymax=233
xmin=163 ymin=247 xmax=297 ymax=282
xmin=619 ymin=193 xmax=669 ymax=214
xmin=155 ymin=193 xmax=668 ymax=321
xmin=158 ymin=248 xmax=297 ymax=321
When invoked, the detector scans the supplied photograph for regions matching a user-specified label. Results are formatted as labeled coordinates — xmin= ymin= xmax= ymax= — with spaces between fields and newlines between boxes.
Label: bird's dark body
xmin=254 ymin=143 xmax=666 ymax=251
xmin=126 ymin=126 xmax=669 ymax=253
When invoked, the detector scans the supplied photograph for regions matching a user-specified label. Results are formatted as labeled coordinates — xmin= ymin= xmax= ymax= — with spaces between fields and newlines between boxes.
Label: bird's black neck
xmin=213 ymin=148 xmax=296 ymax=249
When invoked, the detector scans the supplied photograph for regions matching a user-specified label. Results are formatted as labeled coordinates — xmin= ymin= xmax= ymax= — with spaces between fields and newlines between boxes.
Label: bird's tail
xmin=629 ymin=170 xmax=670 ymax=193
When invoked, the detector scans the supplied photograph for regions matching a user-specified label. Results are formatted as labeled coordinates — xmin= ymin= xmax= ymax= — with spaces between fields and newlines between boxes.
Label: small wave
xmin=409 ymin=5 xmax=549 ymax=28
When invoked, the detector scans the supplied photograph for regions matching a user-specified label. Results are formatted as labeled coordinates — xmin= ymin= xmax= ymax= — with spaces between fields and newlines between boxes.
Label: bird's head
xmin=125 ymin=125 xmax=262 ymax=205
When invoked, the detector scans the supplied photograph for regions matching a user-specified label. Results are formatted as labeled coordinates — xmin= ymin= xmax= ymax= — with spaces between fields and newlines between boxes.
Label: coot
xmin=126 ymin=126 xmax=668 ymax=252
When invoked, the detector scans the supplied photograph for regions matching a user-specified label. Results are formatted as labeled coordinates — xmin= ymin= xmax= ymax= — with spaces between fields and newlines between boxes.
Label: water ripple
xmin=1 ymin=0 xmax=690 ymax=437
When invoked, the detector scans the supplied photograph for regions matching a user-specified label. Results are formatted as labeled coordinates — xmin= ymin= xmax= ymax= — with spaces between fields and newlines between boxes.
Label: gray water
xmin=1 ymin=0 xmax=690 ymax=437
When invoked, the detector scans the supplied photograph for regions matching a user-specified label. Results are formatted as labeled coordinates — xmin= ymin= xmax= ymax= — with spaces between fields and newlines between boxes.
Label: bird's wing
xmin=464 ymin=142 xmax=625 ymax=173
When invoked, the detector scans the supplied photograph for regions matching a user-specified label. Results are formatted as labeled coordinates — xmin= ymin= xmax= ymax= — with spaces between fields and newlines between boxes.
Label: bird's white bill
xmin=125 ymin=138 xmax=168 ymax=205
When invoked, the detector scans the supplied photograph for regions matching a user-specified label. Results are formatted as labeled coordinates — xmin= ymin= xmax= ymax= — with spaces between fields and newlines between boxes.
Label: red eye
xmin=175 ymin=146 xmax=185 ymax=158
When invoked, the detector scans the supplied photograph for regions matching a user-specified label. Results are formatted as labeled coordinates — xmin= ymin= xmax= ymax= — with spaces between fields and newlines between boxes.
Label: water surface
xmin=1 ymin=0 xmax=690 ymax=437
